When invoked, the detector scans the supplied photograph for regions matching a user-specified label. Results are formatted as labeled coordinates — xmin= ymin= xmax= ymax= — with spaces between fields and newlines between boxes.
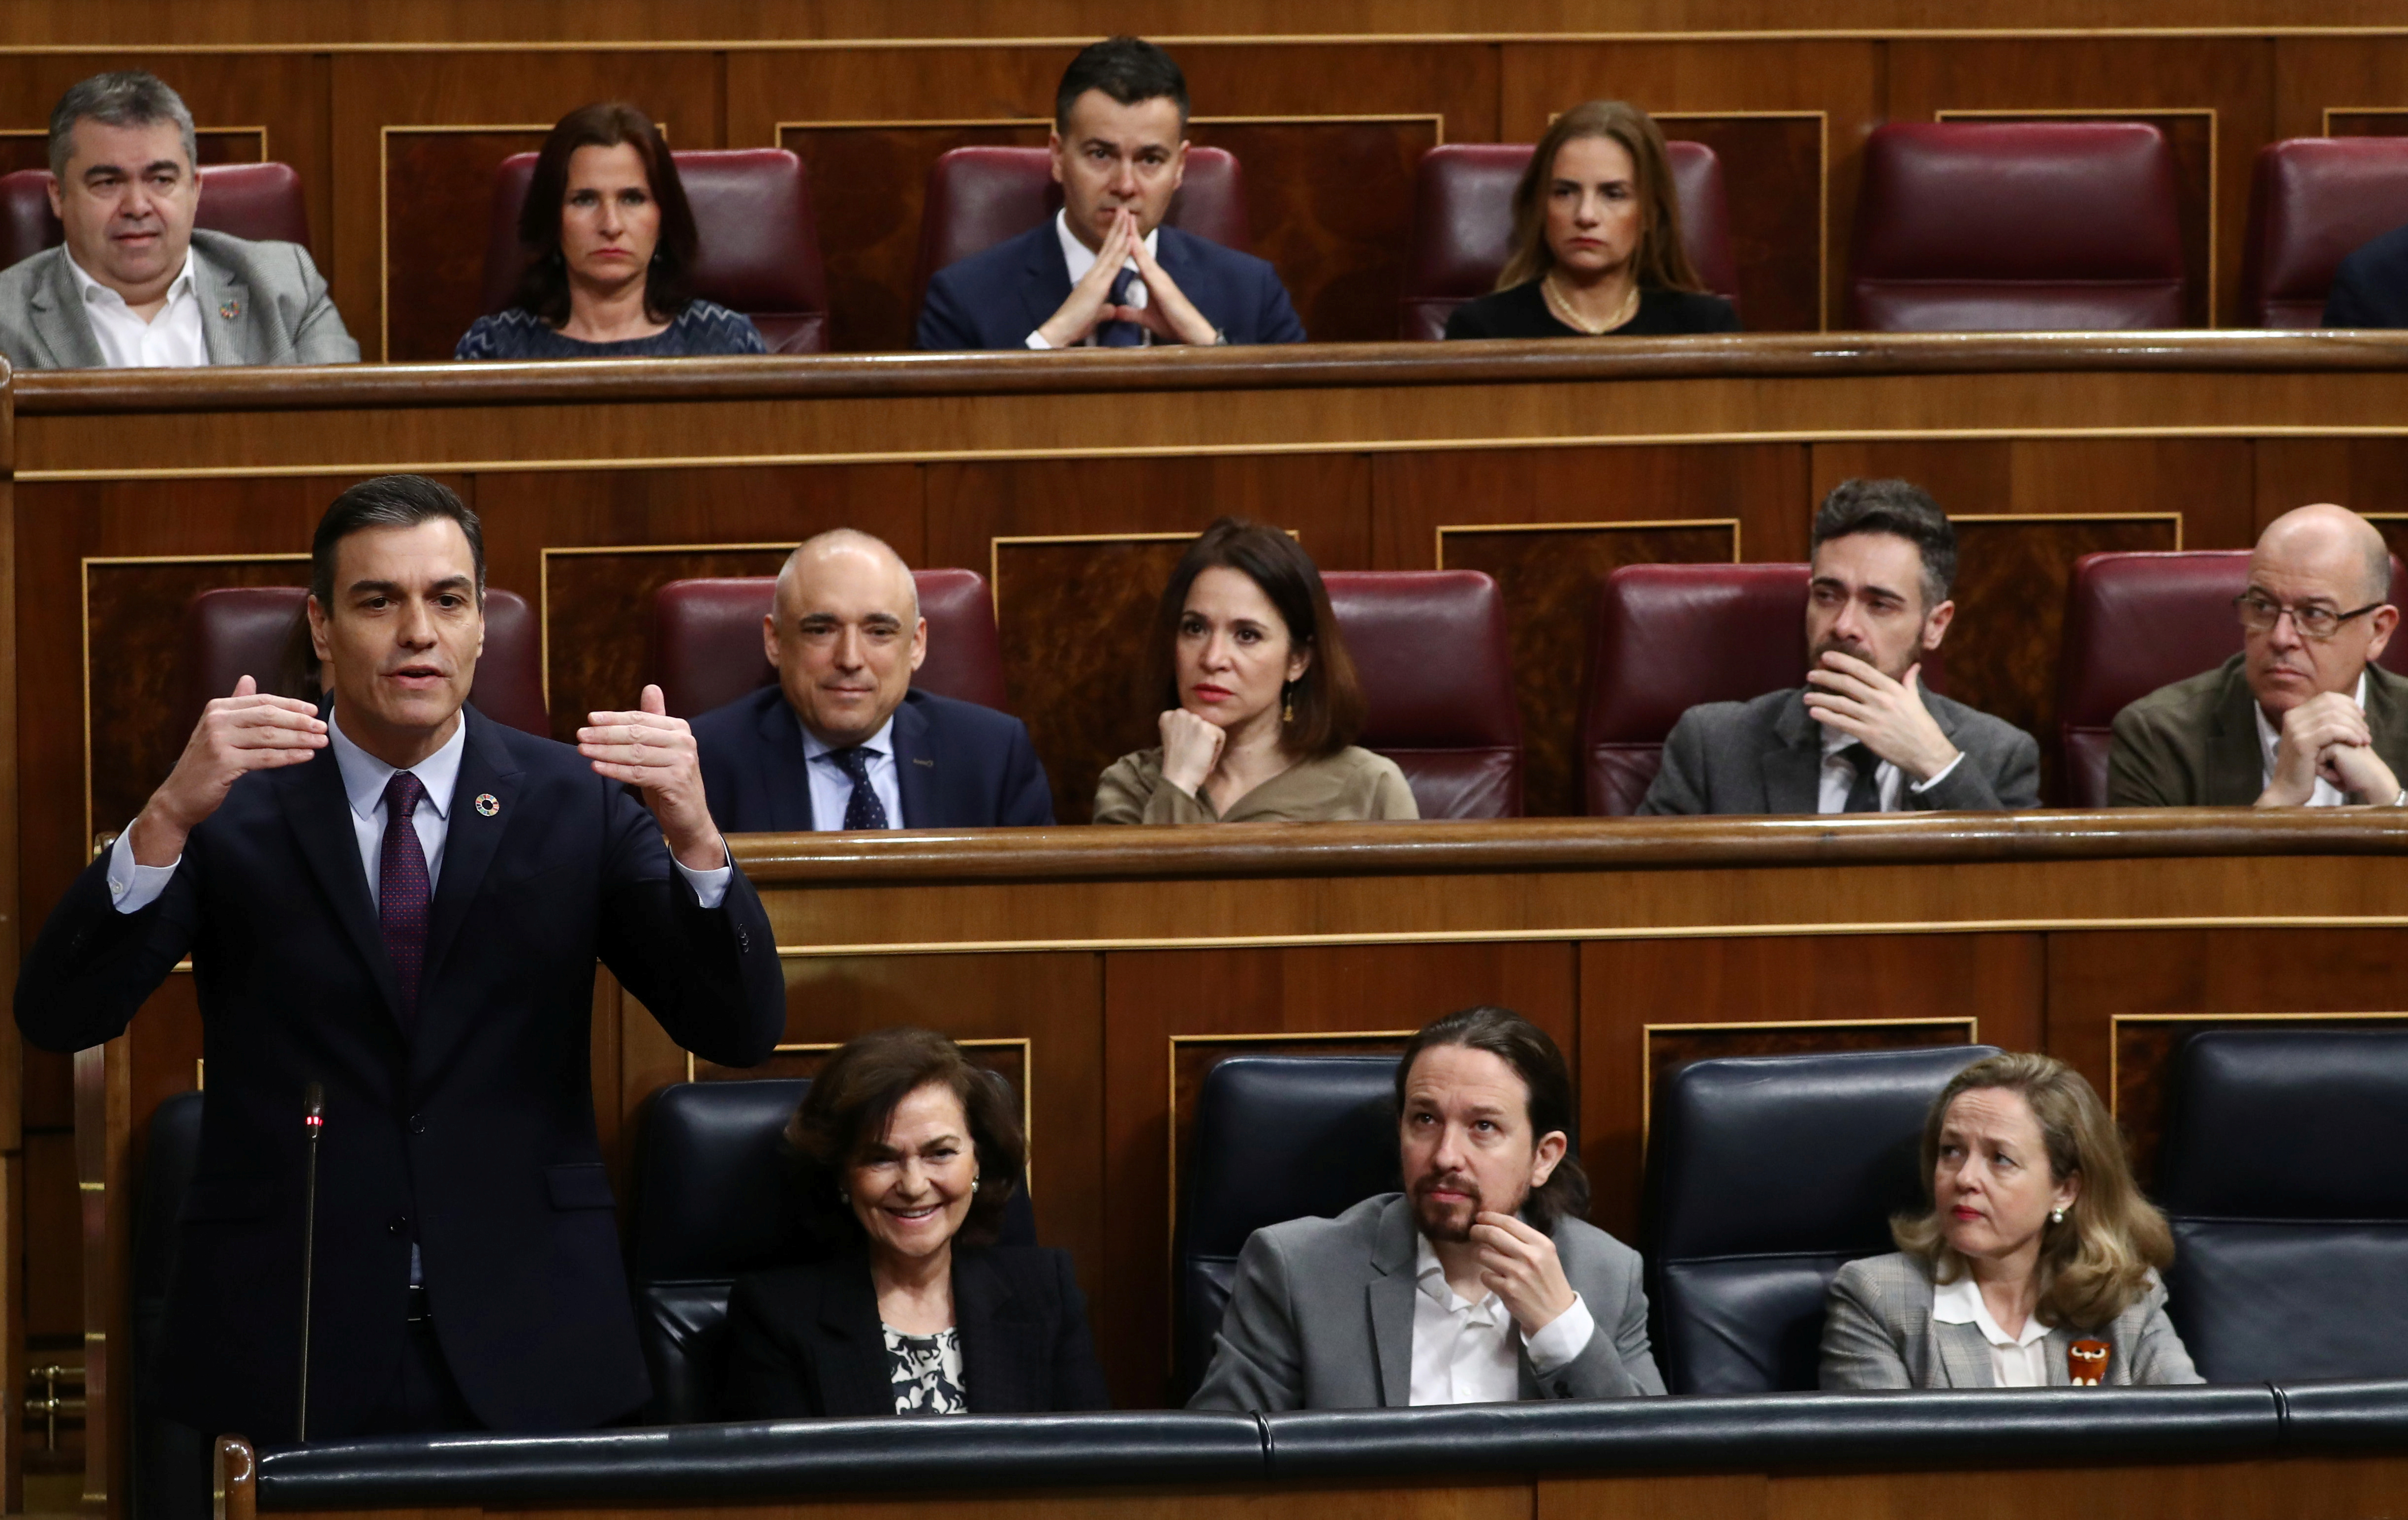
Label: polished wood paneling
xmin=1099 ymin=942 xmax=1577 ymax=1406
xmin=21 ymin=1131 xmax=77 ymax=1340
xmin=1579 ymin=935 xmax=2042 ymax=1239
xmin=380 ymin=127 xmax=547 ymax=363
xmin=1809 ymin=438 xmax=2257 ymax=547
xmin=2254 ymin=438 xmax=2408 ymax=530
xmin=1438 ymin=520 xmax=1740 ymax=817
xmin=542 ymin=545 xmax=787 ymax=740
xmin=1657 ymin=113 xmax=1827 ymax=333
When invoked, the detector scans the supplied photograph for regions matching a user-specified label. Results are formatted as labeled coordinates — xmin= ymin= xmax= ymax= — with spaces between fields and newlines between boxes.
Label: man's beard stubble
xmin=1409 ymin=1172 xmax=1482 ymax=1244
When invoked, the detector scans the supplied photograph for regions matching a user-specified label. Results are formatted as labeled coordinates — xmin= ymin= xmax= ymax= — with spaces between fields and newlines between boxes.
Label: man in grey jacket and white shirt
xmin=0 ymin=71 xmax=357 ymax=371
xmin=1188 ymin=1006 xmax=1664 ymax=1410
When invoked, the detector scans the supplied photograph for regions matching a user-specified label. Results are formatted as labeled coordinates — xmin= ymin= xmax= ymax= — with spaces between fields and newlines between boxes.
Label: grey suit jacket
xmin=1186 ymin=1192 xmax=1666 ymax=1411
xmin=2108 ymin=653 xmax=2408 ymax=807
xmin=0 ymin=228 xmax=359 ymax=370
xmin=1638 ymin=683 xmax=2041 ymax=815
xmin=1820 ymin=1251 xmax=2202 ymax=1389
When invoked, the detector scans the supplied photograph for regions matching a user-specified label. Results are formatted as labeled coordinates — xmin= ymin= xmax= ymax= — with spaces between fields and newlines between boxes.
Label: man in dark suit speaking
xmin=693 ymin=529 xmax=1053 ymax=831
xmin=16 ymin=476 xmax=784 ymax=1442
xmin=915 ymin=36 xmax=1306 ymax=351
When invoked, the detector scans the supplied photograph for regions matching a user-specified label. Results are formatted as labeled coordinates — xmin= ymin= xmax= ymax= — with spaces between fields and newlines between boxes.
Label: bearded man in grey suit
xmin=0 ymin=71 xmax=357 ymax=371
xmin=1640 ymin=478 xmax=2039 ymax=816
xmin=1188 ymin=1006 xmax=1664 ymax=1411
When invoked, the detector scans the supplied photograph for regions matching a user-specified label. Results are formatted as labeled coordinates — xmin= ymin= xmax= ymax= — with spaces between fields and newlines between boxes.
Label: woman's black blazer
xmin=722 ymin=1244 xmax=1112 ymax=1417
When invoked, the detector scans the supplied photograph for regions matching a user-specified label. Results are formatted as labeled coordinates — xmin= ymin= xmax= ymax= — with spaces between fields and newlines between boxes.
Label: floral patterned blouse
xmin=884 ymin=1324 xmax=967 ymax=1415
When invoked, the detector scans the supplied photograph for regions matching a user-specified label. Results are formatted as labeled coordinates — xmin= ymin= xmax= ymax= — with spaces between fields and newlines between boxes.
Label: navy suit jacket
xmin=916 ymin=221 xmax=1306 ymax=350
xmin=2325 ymin=221 xmax=2408 ymax=328
xmin=693 ymin=684 xmax=1055 ymax=831
xmin=14 ymin=707 xmax=785 ymax=1440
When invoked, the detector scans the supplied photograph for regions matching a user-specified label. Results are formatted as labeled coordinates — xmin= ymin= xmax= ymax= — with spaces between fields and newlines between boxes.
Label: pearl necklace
xmin=1542 ymin=272 xmax=1641 ymax=335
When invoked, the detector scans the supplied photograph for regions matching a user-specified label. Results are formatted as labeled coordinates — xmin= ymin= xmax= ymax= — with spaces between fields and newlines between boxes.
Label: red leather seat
xmin=175 ymin=585 xmax=548 ymax=743
xmin=481 ymin=148 xmax=828 ymax=354
xmin=0 ymin=161 xmax=311 ymax=273
xmin=648 ymin=570 xmax=1009 ymax=720
xmin=1849 ymin=122 xmax=2186 ymax=332
xmin=908 ymin=145 xmax=1250 ymax=320
xmin=2058 ymin=550 xmax=2408 ymax=807
xmin=1398 ymin=140 xmax=1741 ymax=341
xmin=2239 ymin=139 xmax=2408 ymax=328
xmin=1321 ymin=571 xmax=1523 ymax=819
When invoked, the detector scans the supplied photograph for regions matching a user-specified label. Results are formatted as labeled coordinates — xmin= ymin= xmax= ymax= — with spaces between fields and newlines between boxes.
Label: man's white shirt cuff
xmin=106 ymin=830 xmax=180 ymax=914
xmin=675 ymin=852 xmax=733 ymax=910
xmin=1524 ymin=1291 xmax=1596 ymax=1375
xmin=1024 ymin=331 xmax=1053 ymax=350
xmin=1908 ymin=750 xmax=1967 ymax=794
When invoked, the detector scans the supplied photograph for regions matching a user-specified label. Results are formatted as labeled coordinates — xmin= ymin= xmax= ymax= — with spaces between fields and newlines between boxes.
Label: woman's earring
xmin=972 ymin=1174 xmax=982 ymax=1192
xmin=1281 ymin=683 xmax=1296 ymax=724
xmin=2050 ymin=1206 xmax=2067 ymax=1224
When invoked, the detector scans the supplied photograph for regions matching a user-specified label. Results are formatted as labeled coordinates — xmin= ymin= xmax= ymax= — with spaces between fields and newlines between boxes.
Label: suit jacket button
xmin=407 ymin=1114 xmax=427 ymax=1135
xmin=736 ymin=928 xmax=750 ymax=951
xmin=388 ymin=1214 xmax=410 ymax=1236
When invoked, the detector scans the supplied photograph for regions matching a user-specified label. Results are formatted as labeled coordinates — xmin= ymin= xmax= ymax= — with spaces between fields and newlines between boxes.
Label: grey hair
xmin=2366 ymin=537 xmax=2394 ymax=604
xmin=775 ymin=529 xmax=920 ymax=623
xmin=49 ymin=71 xmax=197 ymax=180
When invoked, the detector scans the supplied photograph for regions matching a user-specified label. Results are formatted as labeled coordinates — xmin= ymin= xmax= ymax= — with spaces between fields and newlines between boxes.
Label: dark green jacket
xmin=2107 ymin=653 xmax=2408 ymax=807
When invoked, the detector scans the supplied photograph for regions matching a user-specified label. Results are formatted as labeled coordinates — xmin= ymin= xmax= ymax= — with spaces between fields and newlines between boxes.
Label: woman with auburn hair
xmin=1093 ymin=517 xmax=1418 ymax=825
xmin=455 ymin=102 xmax=767 ymax=360
xmin=722 ymin=1027 xmax=1109 ymax=1417
xmin=1821 ymin=1052 xmax=2201 ymax=1389
xmin=1445 ymin=100 xmax=1739 ymax=341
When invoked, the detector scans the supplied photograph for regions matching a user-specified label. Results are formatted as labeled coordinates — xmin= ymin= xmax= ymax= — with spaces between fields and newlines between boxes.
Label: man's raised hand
xmin=578 ymin=683 xmax=726 ymax=870
xmin=128 ymin=675 xmax=327 ymax=866
xmin=1119 ymin=228 xmax=1222 ymax=346
xmin=1033 ymin=208 xmax=1142 ymax=349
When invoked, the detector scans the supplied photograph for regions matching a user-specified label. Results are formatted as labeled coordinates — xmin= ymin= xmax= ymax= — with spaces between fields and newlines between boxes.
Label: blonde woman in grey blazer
xmin=1821 ymin=1052 xmax=2202 ymax=1390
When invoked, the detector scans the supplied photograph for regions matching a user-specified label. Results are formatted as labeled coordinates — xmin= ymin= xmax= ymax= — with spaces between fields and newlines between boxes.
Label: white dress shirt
xmin=64 ymin=247 xmax=208 ymax=368
xmin=1407 ymin=1233 xmax=1595 ymax=1405
xmin=801 ymin=713 xmax=904 ymax=831
xmin=2254 ymin=672 xmax=2368 ymax=807
xmin=1817 ymin=722 xmax=1966 ymax=813
xmin=1930 ymin=1272 xmax=2051 ymax=1387
xmin=108 ymin=711 xmax=732 ymax=913
xmin=1024 ymin=210 xmax=1156 ymax=350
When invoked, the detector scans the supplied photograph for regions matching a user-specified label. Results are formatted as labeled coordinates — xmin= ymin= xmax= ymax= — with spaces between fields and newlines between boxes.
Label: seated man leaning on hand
xmin=0 ymin=70 xmax=357 ymax=369
xmin=692 ymin=530 xmax=1054 ymax=831
xmin=915 ymin=35 xmax=1305 ymax=351
xmin=1188 ymin=1006 xmax=1663 ymax=1411
xmin=2111 ymin=502 xmax=2408 ymax=808
xmin=1640 ymin=478 xmax=2041 ymax=816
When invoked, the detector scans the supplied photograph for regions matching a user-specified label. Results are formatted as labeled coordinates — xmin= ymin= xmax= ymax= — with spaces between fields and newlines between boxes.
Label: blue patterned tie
xmin=379 ymin=772 xmax=431 ymax=1029
xmin=827 ymin=746 xmax=891 ymax=830
xmin=1095 ymin=266 xmax=1146 ymax=347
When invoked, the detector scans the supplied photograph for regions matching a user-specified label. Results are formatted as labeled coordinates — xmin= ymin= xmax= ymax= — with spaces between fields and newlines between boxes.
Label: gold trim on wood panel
xmin=377 ymin=122 xmax=554 ymax=362
xmin=1949 ymin=510 xmax=2186 ymax=551
xmin=1639 ymin=1016 xmax=1977 ymax=1152
xmin=2106 ymin=1009 xmax=2408 ymax=1119
xmin=1655 ymin=111 xmax=1830 ymax=331
xmin=537 ymin=540 xmax=796 ymax=715
xmin=1433 ymin=517 xmax=1743 ymax=569
xmin=1935 ymin=108 xmax=2219 ymax=329
xmin=2321 ymin=108 xmax=2408 ymax=135
xmin=80 ymin=551 xmax=311 ymax=862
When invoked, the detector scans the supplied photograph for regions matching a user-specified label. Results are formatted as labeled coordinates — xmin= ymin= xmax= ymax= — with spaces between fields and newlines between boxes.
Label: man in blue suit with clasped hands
xmin=17 ymin=475 xmax=785 ymax=1444
xmin=916 ymin=36 xmax=1307 ymax=352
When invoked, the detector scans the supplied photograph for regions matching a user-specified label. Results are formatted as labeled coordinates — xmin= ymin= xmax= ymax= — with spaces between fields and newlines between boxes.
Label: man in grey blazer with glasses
xmin=1188 ymin=1006 xmax=1664 ymax=1411
xmin=0 ymin=70 xmax=357 ymax=371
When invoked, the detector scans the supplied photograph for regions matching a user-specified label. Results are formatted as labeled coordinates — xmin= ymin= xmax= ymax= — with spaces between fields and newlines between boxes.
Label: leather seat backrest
xmin=2057 ymin=551 xmax=2408 ymax=808
xmin=482 ymin=149 xmax=829 ymax=354
xmin=132 ymin=1091 xmax=208 ymax=1520
xmin=0 ymin=161 xmax=313 ymax=273
xmin=648 ymin=569 xmax=1008 ymax=720
xmin=2240 ymin=138 xmax=2408 ymax=328
xmin=1322 ymin=570 xmax=1523 ymax=818
xmin=1578 ymin=562 xmax=1808 ymax=816
xmin=1642 ymin=1045 xmax=2000 ymax=1393
xmin=909 ymin=145 xmax=1250 ymax=319
xmin=1849 ymin=122 xmax=2186 ymax=332
xmin=630 ymin=1077 xmax=1036 ymax=1423
xmin=1174 ymin=1055 xmax=1401 ymax=1400
xmin=2157 ymin=1029 xmax=2408 ymax=1382
xmin=1398 ymin=140 xmax=1740 ymax=341
xmin=175 ymin=585 xmax=548 ymax=744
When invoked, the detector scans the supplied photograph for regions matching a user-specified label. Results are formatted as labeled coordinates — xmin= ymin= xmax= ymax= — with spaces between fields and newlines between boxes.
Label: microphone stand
xmin=297 ymin=1082 xmax=324 ymax=1443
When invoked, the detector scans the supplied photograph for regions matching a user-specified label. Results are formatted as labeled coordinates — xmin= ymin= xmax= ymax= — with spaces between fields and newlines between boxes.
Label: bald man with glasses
xmin=2110 ymin=503 xmax=2408 ymax=807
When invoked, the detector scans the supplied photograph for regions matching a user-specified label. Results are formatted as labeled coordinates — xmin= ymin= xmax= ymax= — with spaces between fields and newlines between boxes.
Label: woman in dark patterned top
xmin=455 ymin=102 xmax=767 ymax=361
xmin=1445 ymin=100 xmax=1740 ymax=341
xmin=722 ymin=1028 xmax=1111 ymax=1418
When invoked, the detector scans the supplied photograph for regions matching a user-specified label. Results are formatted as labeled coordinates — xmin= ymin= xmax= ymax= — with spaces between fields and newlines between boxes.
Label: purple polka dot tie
xmin=380 ymin=771 xmax=430 ymax=1030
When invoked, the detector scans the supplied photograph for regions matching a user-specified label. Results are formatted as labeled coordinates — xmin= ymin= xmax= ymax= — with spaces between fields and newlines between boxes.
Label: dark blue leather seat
xmin=1642 ymin=1045 xmax=2000 ymax=1393
xmin=1173 ymin=1055 xmax=1402 ymax=1400
xmin=2158 ymin=1028 xmax=2408 ymax=1382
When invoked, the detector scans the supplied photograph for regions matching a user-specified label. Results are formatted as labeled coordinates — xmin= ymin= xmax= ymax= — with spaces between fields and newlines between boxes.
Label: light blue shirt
xmin=801 ymin=713 xmax=903 ymax=831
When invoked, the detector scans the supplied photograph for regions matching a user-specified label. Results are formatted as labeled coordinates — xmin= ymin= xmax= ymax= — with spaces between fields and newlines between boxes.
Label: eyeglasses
xmin=2233 ymin=592 xmax=2385 ymax=641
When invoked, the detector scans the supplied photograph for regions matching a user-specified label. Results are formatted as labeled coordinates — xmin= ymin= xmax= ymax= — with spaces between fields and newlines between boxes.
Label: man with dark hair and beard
xmin=1639 ymin=478 xmax=2039 ymax=815
xmin=1187 ymin=1006 xmax=1662 ymax=1410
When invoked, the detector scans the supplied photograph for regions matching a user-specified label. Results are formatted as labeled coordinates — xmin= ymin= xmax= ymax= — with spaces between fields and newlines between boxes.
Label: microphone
xmin=297 ymin=1081 xmax=325 ymax=1442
